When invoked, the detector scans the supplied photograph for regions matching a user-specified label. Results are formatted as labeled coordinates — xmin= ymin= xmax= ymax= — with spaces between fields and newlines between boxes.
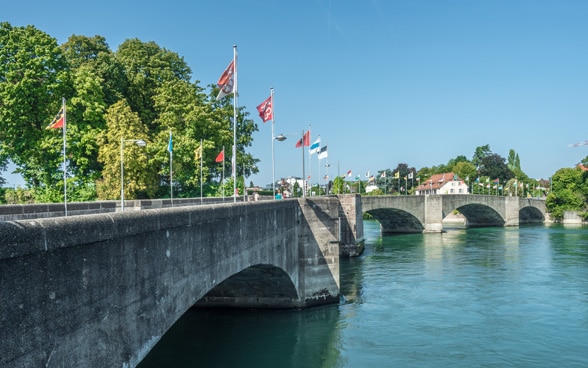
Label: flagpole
xmin=62 ymin=97 xmax=67 ymax=216
xmin=222 ymin=145 xmax=225 ymax=202
xmin=169 ymin=130 xmax=173 ymax=207
xmin=232 ymin=45 xmax=238 ymax=203
xmin=200 ymin=139 xmax=203 ymax=204
xmin=270 ymin=88 xmax=276 ymax=200
xmin=302 ymin=129 xmax=306 ymax=197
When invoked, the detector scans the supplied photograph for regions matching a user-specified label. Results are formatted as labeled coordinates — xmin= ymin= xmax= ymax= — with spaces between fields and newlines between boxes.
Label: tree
xmin=0 ymin=22 xmax=71 ymax=188
xmin=472 ymin=144 xmax=492 ymax=168
xmin=60 ymin=34 xmax=126 ymax=106
xmin=453 ymin=161 xmax=477 ymax=183
xmin=96 ymin=100 xmax=156 ymax=200
xmin=478 ymin=154 xmax=514 ymax=184
xmin=546 ymin=168 xmax=586 ymax=220
xmin=332 ymin=176 xmax=345 ymax=194
xmin=114 ymin=39 xmax=192 ymax=129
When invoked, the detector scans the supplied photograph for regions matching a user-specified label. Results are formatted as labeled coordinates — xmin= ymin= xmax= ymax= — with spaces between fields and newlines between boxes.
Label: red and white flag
xmin=216 ymin=60 xmax=235 ymax=100
xmin=256 ymin=95 xmax=273 ymax=123
xmin=295 ymin=130 xmax=310 ymax=148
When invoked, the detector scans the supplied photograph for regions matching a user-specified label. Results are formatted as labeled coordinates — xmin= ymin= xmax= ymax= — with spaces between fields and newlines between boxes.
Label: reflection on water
xmin=140 ymin=221 xmax=588 ymax=368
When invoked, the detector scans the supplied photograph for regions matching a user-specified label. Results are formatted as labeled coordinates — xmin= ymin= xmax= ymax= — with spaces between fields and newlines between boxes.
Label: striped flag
xmin=47 ymin=106 xmax=65 ymax=129
xmin=309 ymin=137 xmax=320 ymax=154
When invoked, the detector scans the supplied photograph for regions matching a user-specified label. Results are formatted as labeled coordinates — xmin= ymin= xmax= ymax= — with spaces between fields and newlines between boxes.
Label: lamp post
xmin=120 ymin=138 xmax=146 ymax=212
xmin=274 ymin=132 xmax=307 ymax=197
xmin=275 ymin=133 xmax=287 ymax=198
xmin=242 ymin=163 xmax=256 ymax=202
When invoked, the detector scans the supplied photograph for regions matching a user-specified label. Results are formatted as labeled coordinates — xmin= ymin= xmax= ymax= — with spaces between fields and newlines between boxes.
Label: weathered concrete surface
xmin=0 ymin=199 xmax=345 ymax=367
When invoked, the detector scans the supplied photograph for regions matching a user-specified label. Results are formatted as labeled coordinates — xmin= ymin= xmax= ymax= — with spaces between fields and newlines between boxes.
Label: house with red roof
xmin=415 ymin=172 xmax=469 ymax=195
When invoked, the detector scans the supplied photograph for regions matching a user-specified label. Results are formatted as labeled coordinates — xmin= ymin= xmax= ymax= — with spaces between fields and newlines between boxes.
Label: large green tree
xmin=114 ymin=39 xmax=192 ymax=129
xmin=478 ymin=153 xmax=514 ymax=184
xmin=0 ymin=22 xmax=71 ymax=187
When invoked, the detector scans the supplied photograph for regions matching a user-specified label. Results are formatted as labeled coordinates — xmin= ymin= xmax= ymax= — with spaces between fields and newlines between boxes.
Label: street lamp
xmin=120 ymin=138 xmax=146 ymax=212
xmin=274 ymin=131 xmax=307 ymax=197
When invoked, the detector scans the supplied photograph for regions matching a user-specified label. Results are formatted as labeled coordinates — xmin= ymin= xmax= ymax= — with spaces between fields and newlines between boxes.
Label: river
xmin=138 ymin=221 xmax=588 ymax=367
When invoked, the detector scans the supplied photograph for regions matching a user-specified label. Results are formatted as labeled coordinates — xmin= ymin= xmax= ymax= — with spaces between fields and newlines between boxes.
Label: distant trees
xmin=546 ymin=168 xmax=588 ymax=221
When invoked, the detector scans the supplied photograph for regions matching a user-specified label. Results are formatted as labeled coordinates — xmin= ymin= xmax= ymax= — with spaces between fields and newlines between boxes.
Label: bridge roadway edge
xmin=0 ymin=199 xmax=347 ymax=367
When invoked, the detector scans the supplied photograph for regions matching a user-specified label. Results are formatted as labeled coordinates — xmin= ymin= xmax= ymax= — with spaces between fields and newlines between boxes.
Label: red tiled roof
xmin=415 ymin=172 xmax=461 ymax=191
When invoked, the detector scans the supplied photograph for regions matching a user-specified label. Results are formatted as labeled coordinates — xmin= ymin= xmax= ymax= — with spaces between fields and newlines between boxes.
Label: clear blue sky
xmin=4 ymin=0 xmax=588 ymax=188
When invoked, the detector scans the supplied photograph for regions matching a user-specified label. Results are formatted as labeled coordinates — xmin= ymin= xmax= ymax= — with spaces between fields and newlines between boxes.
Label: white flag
xmin=318 ymin=145 xmax=328 ymax=160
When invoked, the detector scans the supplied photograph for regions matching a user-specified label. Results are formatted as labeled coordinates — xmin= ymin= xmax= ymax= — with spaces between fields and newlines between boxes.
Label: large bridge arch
xmin=519 ymin=198 xmax=547 ymax=224
xmin=366 ymin=208 xmax=425 ymax=234
xmin=196 ymin=264 xmax=300 ymax=308
xmin=361 ymin=196 xmax=427 ymax=234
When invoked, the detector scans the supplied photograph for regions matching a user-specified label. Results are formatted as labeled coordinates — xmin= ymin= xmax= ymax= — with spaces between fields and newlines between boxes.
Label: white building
xmin=415 ymin=172 xmax=469 ymax=195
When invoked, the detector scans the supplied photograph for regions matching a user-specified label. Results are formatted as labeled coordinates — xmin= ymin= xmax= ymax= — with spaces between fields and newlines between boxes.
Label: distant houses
xmin=415 ymin=172 xmax=469 ymax=195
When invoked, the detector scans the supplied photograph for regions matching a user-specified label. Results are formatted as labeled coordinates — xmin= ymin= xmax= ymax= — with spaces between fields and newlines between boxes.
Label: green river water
xmin=139 ymin=221 xmax=588 ymax=368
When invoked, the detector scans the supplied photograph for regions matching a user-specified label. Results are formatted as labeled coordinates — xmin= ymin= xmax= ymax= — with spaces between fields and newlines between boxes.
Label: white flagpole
xmin=62 ymin=97 xmax=67 ymax=216
xmin=200 ymin=139 xmax=203 ymax=204
xmin=232 ymin=45 xmax=238 ymax=202
xmin=222 ymin=145 xmax=225 ymax=201
xmin=301 ymin=129 xmax=305 ymax=197
xmin=308 ymin=126 xmax=312 ymax=195
xmin=270 ymin=88 xmax=276 ymax=199
xmin=169 ymin=130 xmax=173 ymax=207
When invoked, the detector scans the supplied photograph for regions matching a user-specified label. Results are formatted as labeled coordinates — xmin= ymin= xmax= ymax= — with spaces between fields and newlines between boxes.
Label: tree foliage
xmin=546 ymin=168 xmax=587 ymax=220
xmin=0 ymin=22 xmax=259 ymax=203
xmin=0 ymin=22 xmax=70 ymax=187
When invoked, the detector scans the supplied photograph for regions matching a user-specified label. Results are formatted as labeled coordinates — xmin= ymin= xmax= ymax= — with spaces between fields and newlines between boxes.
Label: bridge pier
xmin=424 ymin=195 xmax=444 ymax=233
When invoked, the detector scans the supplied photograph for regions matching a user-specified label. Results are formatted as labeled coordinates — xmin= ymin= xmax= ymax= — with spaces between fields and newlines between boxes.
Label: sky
xmin=3 ymin=0 xmax=588 ymax=188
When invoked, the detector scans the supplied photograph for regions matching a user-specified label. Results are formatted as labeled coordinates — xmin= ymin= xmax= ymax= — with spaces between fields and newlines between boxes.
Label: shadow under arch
xmin=195 ymin=264 xmax=300 ymax=309
xmin=366 ymin=208 xmax=425 ymax=234
xmin=453 ymin=203 xmax=505 ymax=227
xmin=519 ymin=206 xmax=545 ymax=224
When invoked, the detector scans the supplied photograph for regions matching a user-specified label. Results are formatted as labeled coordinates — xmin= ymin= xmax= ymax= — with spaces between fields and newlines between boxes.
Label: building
xmin=415 ymin=172 xmax=469 ymax=195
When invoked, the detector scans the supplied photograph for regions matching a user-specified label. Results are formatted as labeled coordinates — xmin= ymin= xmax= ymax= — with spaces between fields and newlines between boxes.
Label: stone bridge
xmin=1 ymin=193 xmax=547 ymax=366
xmin=0 ymin=196 xmax=362 ymax=367
xmin=361 ymin=194 xmax=547 ymax=233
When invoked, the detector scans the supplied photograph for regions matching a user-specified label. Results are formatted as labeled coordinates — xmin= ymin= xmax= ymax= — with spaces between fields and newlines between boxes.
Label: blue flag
xmin=168 ymin=131 xmax=173 ymax=153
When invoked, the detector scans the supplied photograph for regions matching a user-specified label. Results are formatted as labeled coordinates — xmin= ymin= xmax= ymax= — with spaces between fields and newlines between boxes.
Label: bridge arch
xmin=196 ymin=264 xmax=300 ymax=308
xmin=448 ymin=203 xmax=505 ymax=227
xmin=366 ymin=208 xmax=425 ymax=234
